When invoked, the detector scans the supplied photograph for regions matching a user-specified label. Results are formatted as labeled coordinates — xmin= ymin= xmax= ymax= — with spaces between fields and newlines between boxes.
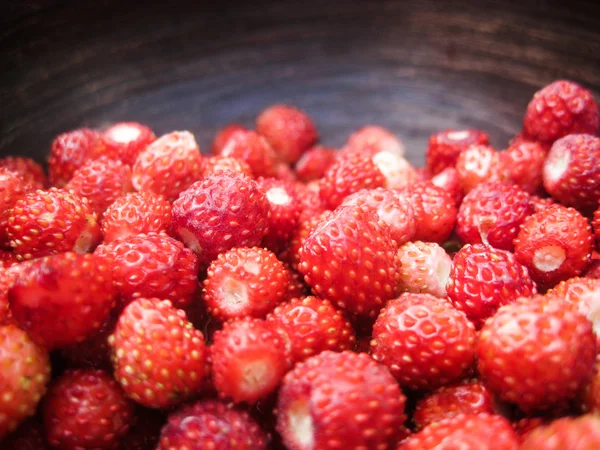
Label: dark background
xmin=1 ymin=0 xmax=599 ymax=166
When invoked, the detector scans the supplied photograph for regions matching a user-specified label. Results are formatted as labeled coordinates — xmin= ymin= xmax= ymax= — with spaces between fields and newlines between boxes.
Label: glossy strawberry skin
xmin=0 ymin=168 xmax=32 ymax=247
xmin=426 ymin=129 xmax=489 ymax=175
xmin=95 ymin=233 xmax=199 ymax=309
xmin=216 ymin=129 xmax=278 ymax=178
xmin=294 ymin=145 xmax=336 ymax=182
xmin=110 ymin=298 xmax=207 ymax=408
xmin=523 ymin=80 xmax=600 ymax=143
xmin=501 ymin=139 xmax=546 ymax=195
xmin=157 ymin=399 xmax=268 ymax=450
xmin=131 ymin=130 xmax=204 ymax=201
xmin=101 ymin=121 xmax=156 ymax=165
xmin=371 ymin=293 xmax=477 ymax=391
xmin=455 ymin=144 xmax=507 ymax=193
xmin=514 ymin=204 xmax=593 ymax=288
xmin=520 ymin=415 xmax=600 ymax=450
xmin=43 ymin=369 xmax=135 ymax=450
xmin=202 ymin=155 xmax=253 ymax=178
xmin=172 ymin=172 xmax=270 ymax=266
xmin=580 ymin=360 xmax=600 ymax=415
xmin=211 ymin=123 xmax=248 ymax=154
xmin=8 ymin=252 xmax=116 ymax=349
xmin=0 ymin=156 xmax=47 ymax=190
xmin=277 ymin=350 xmax=407 ymax=450
xmin=478 ymin=296 xmax=596 ymax=414
xmin=347 ymin=125 xmax=405 ymax=157
xmin=298 ymin=206 xmax=401 ymax=318
xmin=0 ymin=324 xmax=51 ymax=439
xmin=6 ymin=188 xmax=101 ymax=260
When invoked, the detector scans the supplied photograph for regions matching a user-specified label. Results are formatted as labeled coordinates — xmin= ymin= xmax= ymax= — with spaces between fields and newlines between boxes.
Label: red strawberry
xmin=520 ymin=415 xmax=600 ymax=450
xmin=211 ymin=123 xmax=248 ymax=154
xmin=294 ymin=145 xmax=336 ymax=182
xmin=530 ymin=194 xmax=555 ymax=213
xmin=298 ymin=206 xmax=401 ymax=318
xmin=101 ymin=191 xmax=172 ymax=243
xmin=131 ymin=130 xmax=203 ymax=201
xmin=8 ymin=252 xmax=116 ymax=349
xmin=514 ymin=203 xmax=593 ymax=287
xmin=266 ymin=295 xmax=356 ymax=364
xmin=0 ymin=268 xmax=18 ymax=324
xmin=478 ymin=295 xmax=596 ymax=414
xmin=318 ymin=151 xmax=385 ymax=209
xmin=543 ymin=133 xmax=600 ymax=210
xmin=95 ymin=233 xmax=199 ymax=309
xmin=341 ymin=188 xmax=416 ymax=246
xmin=523 ymin=80 xmax=599 ymax=144
xmin=276 ymin=350 xmax=406 ymax=450
xmin=211 ymin=317 xmax=289 ymax=404
xmin=6 ymin=188 xmax=101 ymax=260
xmin=426 ymin=129 xmax=489 ymax=175
xmin=216 ymin=129 xmax=278 ymax=178
xmin=0 ymin=156 xmax=47 ymax=189
xmin=455 ymin=144 xmax=507 ymax=193
xmin=256 ymin=104 xmax=318 ymax=164
xmin=285 ymin=210 xmax=332 ymax=271
xmin=446 ymin=244 xmax=537 ymax=328
xmin=580 ymin=360 xmax=600 ymax=414
xmin=0 ymin=249 xmax=19 ymax=268
xmin=501 ymin=139 xmax=546 ymax=195
xmin=430 ymin=166 xmax=463 ymax=205
xmin=48 ymin=128 xmax=105 ymax=187
xmin=513 ymin=417 xmax=549 ymax=444
xmin=593 ymin=201 xmax=600 ymax=247
xmin=0 ymin=324 xmax=51 ymax=439
xmin=157 ymin=399 xmax=268 ymax=450
xmin=202 ymin=155 xmax=253 ymax=178
xmin=413 ymin=379 xmax=497 ymax=430
xmin=172 ymin=172 xmax=270 ymax=266
xmin=396 ymin=241 xmax=452 ymax=298
xmin=371 ymin=293 xmax=477 ymax=390
xmin=0 ymin=168 xmax=32 ymax=247
xmin=202 ymin=247 xmax=291 ymax=321
xmin=456 ymin=182 xmax=534 ymax=251
xmin=347 ymin=125 xmax=405 ymax=157
xmin=402 ymin=181 xmax=457 ymax=244
xmin=43 ymin=369 xmax=135 ymax=449
xmin=110 ymin=298 xmax=207 ymax=408
xmin=2 ymin=417 xmax=51 ymax=450
xmin=65 ymin=156 xmax=133 ymax=215
xmin=101 ymin=121 xmax=156 ymax=165
xmin=296 ymin=182 xmax=327 ymax=224
xmin=398 ymin=414 xmax=519 ymax=450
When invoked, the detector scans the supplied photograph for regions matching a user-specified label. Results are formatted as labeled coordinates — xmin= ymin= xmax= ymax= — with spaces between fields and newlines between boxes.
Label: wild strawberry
xmin=0 ymin=250 xmax=19 ymax=268
xmin=514 ymin=204 xmax=593 ymax=288
xmin=318 ymin=151 xmax=385 ymax=209
xmin=0 ymin=168 xmax=32 ymax=247
xmin=298 ymin=206 xmax=401 ymax=318
xmin=478 ymin=295 xmax=596 ymax=413
xmin=0 ymin=269 xmax=17 ymax=324
xmin=530 ymin=194 xmax=555 ymax=213
xmin=202 ymin=247 xmax=291 ymax=321
xmin=101 ymin=121 xmax=156 ymax=165
xmin=257 ymin=177 xmax=301 ymax=253
xmin=341 ymin=188 xmax=416 ymax=246
xmin=347 ymin=125 xmax=405 ymax=156
xmin=398 ymin=414 xmax=519 ymax=450
xmin=371 ymin=293 xmax=477 ymax=390
xmin=43 ymin=369 xmax=135 ymax=449
xmin=430 ymin=166 xmax=463 ymax=205
xmin=202 ymin=155 xmax=253 ymax=178
xmin=131 ymin=130 xmax=203 ymax=201
xmin=157 ymin=399 xmax=268 ymax=450
xmin=285 ymin=210 xmax=332 ymax=271
xmin=447 ymin=244 xmax=536 ymax=327
xmin=2 ymin=417 xmax=50 ymax=450
xmin=110 ymin=298 xmax=206 ymax=408
xmin=256 ymin=104 xmax=318 ymax=164
xmin=172 ymin=172 xmax=270 ymax=266
xmin=48 ymin=128 xmax=105 ymax=187
xmin=266 ymin=295 xmax=355 ymax=364
xmin=101 ymin=191 xmax=172 ymax=243
xmin=211 ymin=317 xmax=289 ymax=404
xmin=523 ymin=80 xmax=599 ymax=143
xmin=584 ymin=257 xmax=600 ymax=278
xmin=512 ymin=417 xmax=549 ymax=443
xmin=211 ymin=123 xmax=248 ymax=154
xmin=456 ymin=182 xmax=534 ymax=251
xmin=276 ymin=350 xmax=407 ymax=450
xmin=501 ymin=139 xmax=546 ymax=194
xmin=580 ymin=360 xmax=600 ymax=414
xmin=273 ymin=160 xmax=298 ymax=182
xmin=216 ymin=129 xmax=278 ymax=178
xmin=413 ymin=379 xmax=497 ymax=430
xmin=294 ymin=145 xmax=336 ymax=182
xmin=0 ymin=324 xmax=51 ymax=439
xmin=402 ymin=181 xmax=457 ymax=244
xmin=396 ymin=241 xmax=452 ymax=298
xmin=296 ymin=182 xmax=327 ymax=224
xmin=8 ymin=252 xmax=116 ymax=349
xmin=0 ymin=156 xmax=47 ymax=189
xmin=6 ymin=188 xmax=101 ymax=260
xmin=456 ymin=144 xmax=507 ymax=193
xmin=426 ymin=129 xmax=489 ymax=175
xmin=65 ymin=156 xmax=133 ymax=215
xmin=520 ymin=415 xmax=600 ymax=450
xmin=95 ymin=233 xmax=199 ymax=309
xmin=283 ymin=263 xmax=310 ymax=300
xmin=543 ymin=133 xmax=600 ymax=210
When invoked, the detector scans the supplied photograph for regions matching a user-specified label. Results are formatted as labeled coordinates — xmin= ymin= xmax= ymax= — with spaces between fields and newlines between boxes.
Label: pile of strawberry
xmin=1 ymin=79 xmax=600 ymax=450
